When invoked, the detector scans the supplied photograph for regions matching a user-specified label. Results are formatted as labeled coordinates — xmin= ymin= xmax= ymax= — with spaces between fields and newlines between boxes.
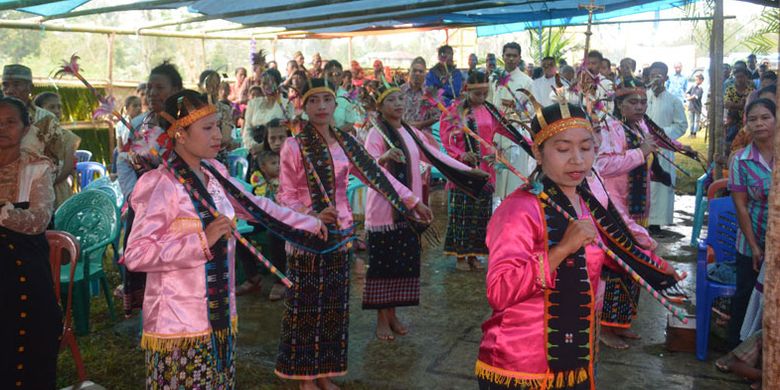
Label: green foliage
xmin=527 ymin=27 xmax=577 ymax=63
xmin=72 ymin=128 xmax=111 ymax=166
xmin=33 ymin=86 xmax=102 ymax=122
xmin=743 ymin=9 xmax=780 ymax=55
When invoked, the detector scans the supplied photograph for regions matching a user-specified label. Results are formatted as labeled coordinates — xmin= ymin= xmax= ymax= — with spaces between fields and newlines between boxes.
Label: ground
xmin=57 ymin=135 xmax=750 ymax=389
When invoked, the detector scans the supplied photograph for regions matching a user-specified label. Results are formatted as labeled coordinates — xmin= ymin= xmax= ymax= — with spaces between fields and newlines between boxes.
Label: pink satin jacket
xmin=278 ymin=136 xmax=419 ymax=235
xmin=123 ymin=160 xmax=321 ymax=340
xmin=364 ymin=124 xmax=471 ymax=230
xmin=439 ymin=104 xmax=499 ymax=189
xmin=476 ymin=189 xmax=606 ymax=382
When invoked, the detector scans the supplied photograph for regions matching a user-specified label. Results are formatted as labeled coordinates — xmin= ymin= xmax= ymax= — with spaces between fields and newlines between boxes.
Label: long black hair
xmin=0 ymin=96 xmax=31 ymax=127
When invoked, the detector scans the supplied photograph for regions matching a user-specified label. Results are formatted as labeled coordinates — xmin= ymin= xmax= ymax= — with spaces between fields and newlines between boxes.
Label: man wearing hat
xmin=2 ymin=64 xmax=64 ymax=167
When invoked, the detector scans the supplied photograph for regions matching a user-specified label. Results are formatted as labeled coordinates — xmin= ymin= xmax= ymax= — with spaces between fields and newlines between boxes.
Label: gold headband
xmin=302 ymin=86 xmax=336 ymax=103
xmin=164 ymin=105 xmax=217 ymax=137
xmin=615 ymin=87 xmax=646 ymax=97
xmin=376 ymin=87 xmax=401 ymax=105
xmin=466 ymin=83 xmax=489 ymax=90
xmin=533 ymin=117 xmax=592 ymax=145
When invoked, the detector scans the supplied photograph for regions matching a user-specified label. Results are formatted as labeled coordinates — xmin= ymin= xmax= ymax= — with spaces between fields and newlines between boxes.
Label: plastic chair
xmin=228 ymin=156 xmax=249 ymax=179
xmin=232 ymin=127 xmax=242 ymax=143
xmin=45 ymin=230 xmax=87 ymax=382
xmin=233 ymin=178 xmax=254 ymax=235
xmin=85 ymin=177 xmax=125 ymax=268
xmin=74 ymin=150 xmax=92 ymax=163
xmin=690 ymin=173 xmax=709 ymax=246
xmin=695 ymin=196 xmax=739 ymax=361
xmin=229 ymin=147 xmax=249 ymax=159
xmin=55 ymin=190 xmax=119 ymax=335
xmin=76 ymin=162 xmax=108 ymax=191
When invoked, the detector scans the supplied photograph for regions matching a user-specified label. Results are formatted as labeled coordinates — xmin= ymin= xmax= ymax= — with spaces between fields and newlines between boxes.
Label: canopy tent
xmin=5 ymin=0 xmax=775 ymax=39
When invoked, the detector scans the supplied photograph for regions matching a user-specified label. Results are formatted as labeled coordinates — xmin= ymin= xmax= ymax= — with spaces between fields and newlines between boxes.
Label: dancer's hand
xmin=462 ymin=152 xmax=479 ymax=165
xmin=640 ymin=138 xmax=657 ymax=157
xmin=317 ymin=221 xmax=329 ymax=241
xmin=205 ymin=215 xmax=233 ymax=247
xmin=380 ymin=148 xmax=405 ymax=164
xmin=316 ymin=206 xmax=338 ymax=225
xmin=413 ymin=202 xmax=433 ymax=224
xmin=560 ymin=220 xmax=597 ymax=254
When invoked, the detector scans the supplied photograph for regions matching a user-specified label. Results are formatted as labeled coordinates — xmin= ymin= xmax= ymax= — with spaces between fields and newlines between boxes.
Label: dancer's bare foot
xmin=468 ymin=256 xmax=485 ymax=270
xmin=600 ymin=330 xmax=629 ymax=349
xmin=455 ymin=257 xmax=471 ymax=271
xmin=375 ymin=309 xmax=395 ymax=341
xmin=299 ymin=380 xmax=319 ymax=390
xmin=388 ymin=309 xmax=408 ymax=336
xmin=614 ymin=328 xmax=642 ymax=340
xmin=316 ymin=378 xmax=341 ymax=390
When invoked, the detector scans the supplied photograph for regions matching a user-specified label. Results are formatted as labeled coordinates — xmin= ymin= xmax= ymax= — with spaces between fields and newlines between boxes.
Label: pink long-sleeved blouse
xmin=278 ymin=135 xmax=419 ymax=235
xmin=123 ymin=160 xmax=321 ymax=340
xmin=363 ymin=124 xmax=472 ymax=230
xmin=439 ymin=104 xmax=499 ymax=189
xmin=476 ymin=189 xmax=606 ymax=383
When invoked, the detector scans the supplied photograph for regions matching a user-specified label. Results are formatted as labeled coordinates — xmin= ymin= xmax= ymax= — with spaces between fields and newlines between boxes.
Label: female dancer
xmin=476 ymin=102 xmax=680 ymax=389
xmin=595 ymin=78 xmax=689 ymax=348
xmin=124 ymin=90 xmax=326 ymax=389
xmin=440 ymin=71 xmax=500 ymax=271
xmin=275 ymin=79 xmax=432 ymax=390
xmin=363 ymin=84 xmax=489 ymax=340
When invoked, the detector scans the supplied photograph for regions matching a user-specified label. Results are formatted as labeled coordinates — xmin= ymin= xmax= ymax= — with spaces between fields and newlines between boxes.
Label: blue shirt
xmin=424 ymin=64 xmax=463 ymax=106
xmin=665 ymin=72 xmax=688 ymax=102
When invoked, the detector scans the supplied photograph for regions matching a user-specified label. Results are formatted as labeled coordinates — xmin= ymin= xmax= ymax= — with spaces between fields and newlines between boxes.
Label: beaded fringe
xmin=141 ymin=318 xmax=238 ymax=352
xmin=475 ymin=361 xmax=590 ymax=389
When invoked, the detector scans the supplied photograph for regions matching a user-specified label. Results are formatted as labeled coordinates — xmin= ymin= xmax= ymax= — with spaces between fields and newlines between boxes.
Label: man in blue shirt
xmin=424 ymin=45 xmax=463 ymax=106
xmin=665 ymin=62 xmax=688 ymax=103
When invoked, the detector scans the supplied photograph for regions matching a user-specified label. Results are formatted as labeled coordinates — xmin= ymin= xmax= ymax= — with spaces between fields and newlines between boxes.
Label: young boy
xmin=249 ymin=150 xmax=280 ymax=198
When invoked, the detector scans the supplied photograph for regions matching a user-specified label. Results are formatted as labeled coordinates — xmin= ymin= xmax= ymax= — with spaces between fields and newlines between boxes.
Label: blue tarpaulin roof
xmin=4 ymin=0 xmax=775 ymax=36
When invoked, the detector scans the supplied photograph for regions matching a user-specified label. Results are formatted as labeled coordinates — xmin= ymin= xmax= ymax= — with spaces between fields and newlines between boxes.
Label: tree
xmin=527 ymin=26 xmax=578 ymax=63
xmin=743 ymin=8 xmax=780 ymax=55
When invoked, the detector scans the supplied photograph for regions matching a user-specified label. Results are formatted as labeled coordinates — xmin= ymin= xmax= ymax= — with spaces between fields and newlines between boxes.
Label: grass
xmin=675 ymin=134 xmax=709 ymax=195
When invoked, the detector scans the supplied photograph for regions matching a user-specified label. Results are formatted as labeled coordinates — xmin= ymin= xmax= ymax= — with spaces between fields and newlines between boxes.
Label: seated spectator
xmin=32 ymin=91 xmax=80 ymax=207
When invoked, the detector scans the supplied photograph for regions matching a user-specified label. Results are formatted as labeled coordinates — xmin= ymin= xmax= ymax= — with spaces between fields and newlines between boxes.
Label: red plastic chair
xmin=46 ymin=230 xmax=87 ymax=382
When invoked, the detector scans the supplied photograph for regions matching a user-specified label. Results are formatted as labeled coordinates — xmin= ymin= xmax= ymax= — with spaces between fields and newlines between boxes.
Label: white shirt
xmin=490 ymin=67 xmax=534 ymax=118
xmin=531 ymin=75 xmax=558 ymax=107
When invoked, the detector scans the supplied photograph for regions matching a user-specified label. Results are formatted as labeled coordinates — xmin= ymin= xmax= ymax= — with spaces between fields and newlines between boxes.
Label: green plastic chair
xmin=85 ymin=177 xmax=125 ymax=266
xmin=55 ymin=190 xmax=119 ymax=335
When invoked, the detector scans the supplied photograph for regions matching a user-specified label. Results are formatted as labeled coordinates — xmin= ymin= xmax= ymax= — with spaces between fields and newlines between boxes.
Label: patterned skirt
xmin=600 ymin=267 xmax=641 ymax=328
xmin=145 ymin=338 xmax=236 ymax=390
xmin=362 ymin=223 xmax=421 ymax=309
xmin=275 ymin=248 xmax=350 ymax=379
xmin=444 ymin=188 xmax=492 ymax=257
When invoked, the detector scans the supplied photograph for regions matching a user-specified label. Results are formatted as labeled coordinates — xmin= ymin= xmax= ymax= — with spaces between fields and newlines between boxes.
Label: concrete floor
xmin=230 ymin=191 xmax=749 ymax=389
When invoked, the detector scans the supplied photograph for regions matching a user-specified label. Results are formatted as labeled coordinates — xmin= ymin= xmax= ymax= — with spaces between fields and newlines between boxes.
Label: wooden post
xmin=106 ymin=33 xmax=115 ymax=94
xmin=707 ymin=0 xmax=725 ymax=179
xmin=763 ymin=27 xmax=780 ymax=390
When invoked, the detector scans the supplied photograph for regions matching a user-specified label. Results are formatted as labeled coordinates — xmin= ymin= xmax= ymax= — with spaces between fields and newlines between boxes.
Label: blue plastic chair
xmin=229 ymin=147 xmax=249 ymax=159
xmin=228 ymin=156 xmax=249 ymax=179
xmin=690 ymin=172 xmax=710 ymax=246
xmin=695 ymin=196 xmax=739 ymax=360
xmin=74 ymin=150 xmax=92 ymax=163
xmin=76 ymin=161 xmax=108 ymax=191
xmin=55 ymin=190 xmax=119 ymax=335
